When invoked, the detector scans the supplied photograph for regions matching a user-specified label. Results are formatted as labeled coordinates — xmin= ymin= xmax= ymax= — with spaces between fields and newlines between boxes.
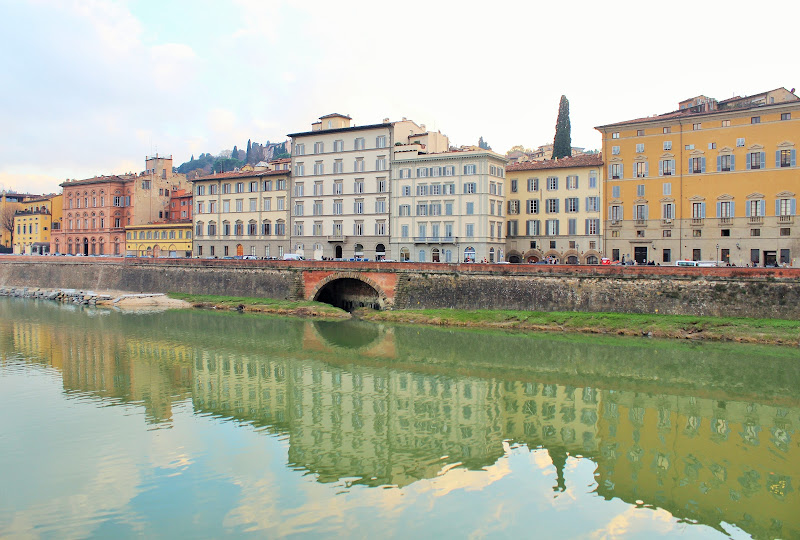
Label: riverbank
xmin=165 ymin=292 xmax=350 ymax=319
xmin=0 ymin=286 xmax=192 ymax=309
xmin=356 ymin=308 xmax=800 ymax=346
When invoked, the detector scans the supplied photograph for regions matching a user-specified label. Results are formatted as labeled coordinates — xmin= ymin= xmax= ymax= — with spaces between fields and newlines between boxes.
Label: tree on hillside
xmin=552 ymin=95 xmax=572 ymax=160
xmin=478 ymin=136 xmax=491 ymax=150
xmin=246 ymin=139 xmax=252 ymax=163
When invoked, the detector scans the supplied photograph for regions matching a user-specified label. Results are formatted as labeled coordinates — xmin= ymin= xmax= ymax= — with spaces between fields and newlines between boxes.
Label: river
xmin=0 ymin=297 xmax=798 ymax=539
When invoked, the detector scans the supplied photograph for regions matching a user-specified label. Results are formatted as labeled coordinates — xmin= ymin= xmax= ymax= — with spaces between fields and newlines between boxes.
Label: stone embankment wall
xmin=1 ymin=257 xmax=799 ymax=319
xmin=391 ymin=272 xmax=800 ymax=319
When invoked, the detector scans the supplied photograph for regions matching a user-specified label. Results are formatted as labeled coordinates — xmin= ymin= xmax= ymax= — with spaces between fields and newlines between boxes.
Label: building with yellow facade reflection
xmin=125 ymin=222 xmax=192 ymax=257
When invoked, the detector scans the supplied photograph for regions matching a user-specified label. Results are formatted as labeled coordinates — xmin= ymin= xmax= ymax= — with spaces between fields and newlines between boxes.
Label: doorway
xmin=634 ymin=246 xmax=648 ymax=264
xmin=236 ymin=244 xmax=243 ymax=257
xmin=764 ymin=251 xmax=777 ymax=266
xmin=335 ymin=245 xmax=343 ymax=259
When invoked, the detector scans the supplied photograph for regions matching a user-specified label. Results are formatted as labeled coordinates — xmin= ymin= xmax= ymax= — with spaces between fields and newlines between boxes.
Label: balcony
xmin=609 ymin=219 xmax=622 ymax=227
xmin=718 ymin=217 xmax=732 ymax=225
xmin=748 ymin=216 xmax=764 ymax=224
xmin=778 ymin=215 xmax=794 ymax=224
xmin=326 ymin=235 xmax=346 ymax=242
xmin=691 ymin=218 xmax=704 ymax=226
xmin=635 ymin=219 xmax=647 ymax=227
xmin=414 ymin=236 xmax=457 ymax=244
xmin=660 ymin=219 xmax=673 ymax=227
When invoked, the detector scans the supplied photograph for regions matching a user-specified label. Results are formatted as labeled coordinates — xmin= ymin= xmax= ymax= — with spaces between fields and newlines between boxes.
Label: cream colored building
xmin=191 ymin=168 xmax=291 ymax=258
xmin=504 ymin=154 xmax=604 ymax=263
xmin=392 ymin=146 xmax=508 ymax=263
xmin=288 ymin=114 xmax=448 ymax=260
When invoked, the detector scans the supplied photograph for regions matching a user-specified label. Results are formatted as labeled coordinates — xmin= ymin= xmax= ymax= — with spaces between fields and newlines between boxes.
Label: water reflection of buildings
xmin=4 ymin=305 xmax=799 ymax=538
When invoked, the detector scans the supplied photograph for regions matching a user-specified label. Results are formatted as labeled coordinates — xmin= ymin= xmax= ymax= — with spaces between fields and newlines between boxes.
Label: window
xmin=354 ymin=179 xmax=364 ymax=193
xmin=693 ymin=229 xmax=702 ymax=238
xmin=376 ymin=198 xmax=386 ymax=213
xmin=663 ymin=182 xmax=672 ymax=196
xmin=377 ymin=178 xmax=387 ymax=192
xmin=612 ymin=146 xmax=620 ymax=155
xmin=295 ymin=143 xmax=305 ymax=156
xmin=751 ymin=229 xmax=761 ymax=237
xmin=547 ymin=176 xmax=558 ymax=190
xmin=751 ymin=116 xmax=760 ymax=124
xmin=634 ymin=204 xmax=647 ymax=220
xmin=401 ymin=225 xmax=409 ymax=239
xmin=464 ymin=182 xmax=476 ymax=194
xmin=636 ymin=143 xmax=644 ymax=153
xmin=610 ymin=205 xmax=623 ymax=221
xmin=401 ymin=185 xmax=411 ymax=196
xmin=612 ymin=132 xmax=619 ymax=139
xmin=527 ymin=199 xmax=539 ymax=214
xmin=294 ymin=163 xmax=305 ymax=176
xmin=333 ymin=200 xmax=343 ymax=215
xmin=375 ymin=221 xmax=387 ymax=235
xmin=236 ymin=182 xmax=244 ymax=193
xmin=747 ymin=199 xmax=763 ymax=217
xmin=777 ymin=198 xmax=796 ymax=216
xmin=399 ymin=168 xmax=411 ymax=179
xmin=417 ymin=184 xmax=428 ymax=196
xmin=294 ymin=183 xmax=304 ymax=197
xmin=249 ymin=198 xmax=257 ymax=211
xmin=334 ymin=180 xmax=343 ymax=194
xmin=663 ymin=126 xmax=671 ymax=134
xmin=747 ymin=151 xmax=764 ymax=170
xmin=692 ymin=202 xmax=706 ymax=218
xmin=708 ymin=142 xmax=716 ymax=150
xmin=634 ymin=161 xmax=647 ymax=178
xmin=353 ymin=221 xmax=364 ymax=236
xmin=586 ymin=218 xmax=599 ymax=235
xmin=313 ymin=200 xmax=323 ymax=215
xmin=399 ymin=204 xmax=410 ymax=216
xmin=511 ymin=179 xmax=518 ymax=192
xmin=781 ymin=228 xmax=791 ymax=236
xmin=546 ymin=219 xmax=559 ymax=235
xmin=528 ymin=178 xmax=539 ymax=191
xmin=612 ymin=186 xmax=620 ymax=198
xmin=294 ymin=222 xmax=303 ymax=236
xmin=333 ymin=140 xmax=344 ymax=152
xmin=376 ymin=135 xmax=386 ymax=148
xmin=445 ymin=201 xmax=453 ymax=215
xmin=333 ymin=160 xmax=343 ymax=174
xmin=263 ymin=180 xmax=272 ymax=191
xmin=567 ymin=176 xmax=578 ymax=190
xmin=464 ymin=164 xmax=476 ymax=175
xmin=586 ymin=196 xmax=599 ymax=212
xmin=376 ymin=157 xmax=387 ymax=170
xmin=719 ymin=154 xmax=734 ymax=172
xmin=636 ymin=184 xmax=645 ymax=197
xmin=779 ymin=149 xmax=795 ymax=167
xmin=589 ymin=172 xmax=597 ymax=189
xmin=313 ymin=162 xmax=324 ymax=175
xmin=718 ymin=201 xmax=732 ymax=218
xmin=610 ymin=164 xmax=622 ymax=179
xmin=662 ymin=249 xmax=671 ymax=263
xmin=690 ymin=157 xmax=705 ymax=173
xmin=314 ymin=141 xmax=324 ymax=154
xmin=466 ymin=202 xmax=474 ymax=215
xmin=636 ymin=129 xmax=644 ymax=136
xmin=277 ymin=197 xmax=285 ymax=210
xmin=692 ymin=123 xmax=701 ymax=130
xmin=354 ymin=138 xmax=365 ymax=150
xmin=660 ymin=159 xmax=675 ymax=176
xmin=685 ymin=144 xmax=694 ymax=150
xmin=526 ymin=220 xmax=540 ymax=235
xmin=263 ymin=198 xmax=271 ymax=211
xmin=663 ymin=141 xmax=672 ymax=151
xmin=662 ymin=203 xmax=675 ymax=219
xmin=236 ymin=199 xmax=243 ymax=212
xmin=354 ymin=158 xmax=365 ymax=172
xmin=566 ymin=198 xmax=579 ymax=213
xmin=416 ymin=203 xmax=428 ymax=216
xmin=508 ymin=200 xmax=520 ymax=214
xmin=722 ymin=120 xmax=730 ymax=127
xmin=736 ymin=138 xmax=745 ymax=147
xmin=275 ymin=221 xmax=286 ymax=235
xmin=545 ymin=198 xmax=559 ymax=213
xmin=781 ymin=113 xmax=791 ymax=121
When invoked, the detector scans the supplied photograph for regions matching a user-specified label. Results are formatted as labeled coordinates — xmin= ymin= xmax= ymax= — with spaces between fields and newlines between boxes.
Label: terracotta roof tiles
xmin=506 ymin=153 xmax=603 ymax=172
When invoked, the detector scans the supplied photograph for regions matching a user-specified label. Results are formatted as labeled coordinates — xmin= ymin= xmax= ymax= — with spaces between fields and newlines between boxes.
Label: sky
xmin=1 ymin=0 xmax=797 ymax=195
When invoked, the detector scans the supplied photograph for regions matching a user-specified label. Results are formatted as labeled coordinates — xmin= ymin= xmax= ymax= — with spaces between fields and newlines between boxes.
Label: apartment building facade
xmin=12 ymin=195 xmax=62 ymax=254
xmin=191 ymin=168 xmax=291 ymax=258
xmin=288 ymin=114 xmax=447 ymax=260
xmin=504 ymin=155 xmax=604 ymax=264
xmin=126 ymin=222 xmax=192 ymax=258
xmin=391 ymin=146 xmax=508 ymax=263
xmin=596 ymin=87 xmax=799 ymax=266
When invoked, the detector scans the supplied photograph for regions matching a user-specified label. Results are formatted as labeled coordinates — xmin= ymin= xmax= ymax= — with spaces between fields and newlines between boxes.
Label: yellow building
xmin=12 ymin=194 xmax=62 ymax=255
xmin=125 ymin=222 xmax=192 ymax=257
xmin=596 ymin=87 xmax=799 ymax=266
xmin=1 ymin=192 xmax=33 ymax=251
xmin=505 ymin=154 xmax=604 ymax=263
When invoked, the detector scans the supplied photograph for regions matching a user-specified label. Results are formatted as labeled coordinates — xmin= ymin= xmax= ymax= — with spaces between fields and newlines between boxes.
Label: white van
xmin=676 ymin=260 xmax=719 ymax=267
xmin=282 ymin=253 xmax=304 ymax=261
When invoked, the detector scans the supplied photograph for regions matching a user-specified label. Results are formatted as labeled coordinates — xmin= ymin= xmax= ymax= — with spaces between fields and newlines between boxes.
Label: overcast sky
xmin=1 ymin=0 xmax=797 ymax=195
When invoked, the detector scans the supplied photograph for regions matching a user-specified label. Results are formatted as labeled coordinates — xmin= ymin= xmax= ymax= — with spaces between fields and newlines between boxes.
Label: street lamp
xmin=716 ymin=244 xmax=720 ymax=265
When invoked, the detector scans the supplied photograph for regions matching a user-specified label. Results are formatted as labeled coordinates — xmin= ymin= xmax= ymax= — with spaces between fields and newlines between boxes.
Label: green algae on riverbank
xmin=356 ymin=308 xmax=800 ymax=346
xmin=166 ymin=292 xmax=350 ymax=319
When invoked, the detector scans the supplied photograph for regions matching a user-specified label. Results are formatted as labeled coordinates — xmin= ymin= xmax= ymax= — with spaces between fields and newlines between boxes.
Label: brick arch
xmin=307 ymin=271 xmax=392 ymax=308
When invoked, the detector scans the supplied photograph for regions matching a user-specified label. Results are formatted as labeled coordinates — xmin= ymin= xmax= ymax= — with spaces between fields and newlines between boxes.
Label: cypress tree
xmin=246 ymin=139 xmax=252 ymax=163
xmin=552 ymin=95 xmax=572 ymax=160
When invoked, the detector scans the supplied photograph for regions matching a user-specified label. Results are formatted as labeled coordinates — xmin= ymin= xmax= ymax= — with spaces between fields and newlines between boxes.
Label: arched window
xmin=432 ymin=248 xmax=440 ymax=262
xmin=586 ymin=255 xmax=599 ymax=265
xmin=208 ymin=222 xmax=217 ymax=236
xmin=354 ymin=243 xmax=364 ymax=257
xmin=234 ymin=221 xmax=243 ymax=236
xmin=222 ymin=221 xmax=231 ymax=236
xmin=98 ymin=238 xmax=105 ymax=255
xmin=464 ymin=246 xmax=476 ymax=262
xmin=400 ymin=247 xmax=410 ymax=261
xmin=375 ymin=243 xmax=386 ymax=260
xmin=248 ymin=220 xmax=257 ymax=235
xmin=91 ymin=238 xmax=96 ymax=255
xmin=262 ymin=220 xmax=271 ymax=235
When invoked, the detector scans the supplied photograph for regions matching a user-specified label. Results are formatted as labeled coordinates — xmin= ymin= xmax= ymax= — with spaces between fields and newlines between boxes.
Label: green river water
xmin=0 ymin=297 xmax=798 ymax=539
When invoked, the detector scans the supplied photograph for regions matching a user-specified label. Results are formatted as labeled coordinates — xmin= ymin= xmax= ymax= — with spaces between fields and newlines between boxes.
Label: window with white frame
xmin=333 ymin=160 xmax=343 ymax=174
xmin=635 ymin=162 xmax=647 ymax=177
xmin=567 ymin=176 xmax=578 ymax=190
xmin=334 ymin=180 xmax=343 ymax=194
xmin=586 ymin=196 xmax=599 ymax=212
xmin=508 ymin=200 xmax=520 ymax=214
xmin=402 ymin=185 xmax=411 ymax=196
xmin=376 ymin=135 xmax=386 ymax=148
xmin=546 ymin=219 xmax=559 ymax=235
xmin=546 ymin=198 xmax=559 ymax=213
xmin=463 ymin=183 xmax=476 ymax=194
xmin=636 ymin=143 xmax=644 ymax=153
xmin=354 ymin=199 xmax=364 ymax=214
xmin=566 ymin=197 xmax=579 ymax=213
xmin=547 ymin=176 xmax=558 ymax=190
xmin=610 ymin=164 xmax=622 ymax=179
xmin=294 ymin=201 xmax=303 ymax=216
xmin=417 ymin=184 xmax=428 ymax=196
xmin=353 ymin=221 xmax=364 ymax=235
xmin=612 ymin=146 xmax=620 ymax=155
xmin=377 ymin=178 xmax=387 ymax=192
xmin=375 ymin=198 xmax=386 ymax=213
xmin=333 ymin=140 xmax=343 ymax=152
xmin=313 ymin=200 xmax=323 ymax=215
xmin=333 ymin=200 xmax=342 ymax=215
xmin=354 ymin=138 xmax=365 ymax=150
xmin=399 ymin=168 xmax=411 ymax=179
xmin=314 ymin=162 xmax=324 ymax=175
xmin=354 ymin=179 xmax=364 ymax=193
xmin=528 ymin=178 xmax=539 ymax=191
xmin=295 ymin=143 xmax=305 ymax=156
xmin=662 ymin=203 xmax=675 ymax=219
xmin=399 ymin=204 xmax=410 ymax=216
xmin=354 ymin=158 xmax=364 ymax=172
xmin=294 ymin=163 xmax=304 ymax=176
xmin=464 ymin=164 xmax=477 ymax=175
xmin=376 ymin=157 xmax=387 ymax=170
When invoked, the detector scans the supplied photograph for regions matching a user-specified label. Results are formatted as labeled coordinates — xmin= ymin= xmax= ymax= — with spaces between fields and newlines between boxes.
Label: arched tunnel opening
xmin=314 ymin=278 xmax=383 ymax=312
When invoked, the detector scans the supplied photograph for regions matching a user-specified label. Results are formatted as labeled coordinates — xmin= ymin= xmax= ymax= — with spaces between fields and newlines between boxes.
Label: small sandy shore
xmin=96 ymin=292 xmax=192 ymax=310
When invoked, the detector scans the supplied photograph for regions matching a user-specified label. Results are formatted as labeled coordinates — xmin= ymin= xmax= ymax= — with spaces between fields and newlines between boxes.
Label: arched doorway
xmin=586 ymin=254 xmax=599 ymax=265
xmin=464 ymin=246 xmax=476 ymax=262
xmin=153 ymin=245 xmax=161 ymax=258
xmin=432 ymin=248 xmax=440 ymax=262
xmin=400 ymin=247 xmax=410 ymax=261
xmin=335 ymin=245 xmax=343 ymax=259
xmin=375 ymin=243 xmax=386 ymax=261
xmin=508 ymin=254 xmax=522 ymax=263
xmin=566 ymin=255 xmax=579 ymax=264
xmin=354 ymin=243 xmax=364 ymax=259
xmin=489 ymin=248 xmax=495 ymax=263
xmin=146 ymin=247 xmax=153 ymax=257
xmin=236 ymin=244 xmax=243 ymax=257
xmin=83 ymin=238 xmax=89 ymax=256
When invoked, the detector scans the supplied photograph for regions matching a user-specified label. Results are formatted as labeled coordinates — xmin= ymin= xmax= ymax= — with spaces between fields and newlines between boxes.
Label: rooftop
xmin=189 ymin=169 xmax=290 ymax=182
xmin=506 ymin=153 xmax=603 ymax=172
xmin=60 ymin=175 xmax=130 ymax=188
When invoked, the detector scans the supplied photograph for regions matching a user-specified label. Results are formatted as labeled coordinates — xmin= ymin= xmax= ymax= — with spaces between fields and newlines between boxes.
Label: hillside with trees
xmin=177 ymin=140 xmax=290 ymax=177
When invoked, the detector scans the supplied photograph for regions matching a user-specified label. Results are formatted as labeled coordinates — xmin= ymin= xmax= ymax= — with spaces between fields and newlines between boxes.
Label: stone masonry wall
xmin=1 ymin=257 xmax=798 ymax=319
